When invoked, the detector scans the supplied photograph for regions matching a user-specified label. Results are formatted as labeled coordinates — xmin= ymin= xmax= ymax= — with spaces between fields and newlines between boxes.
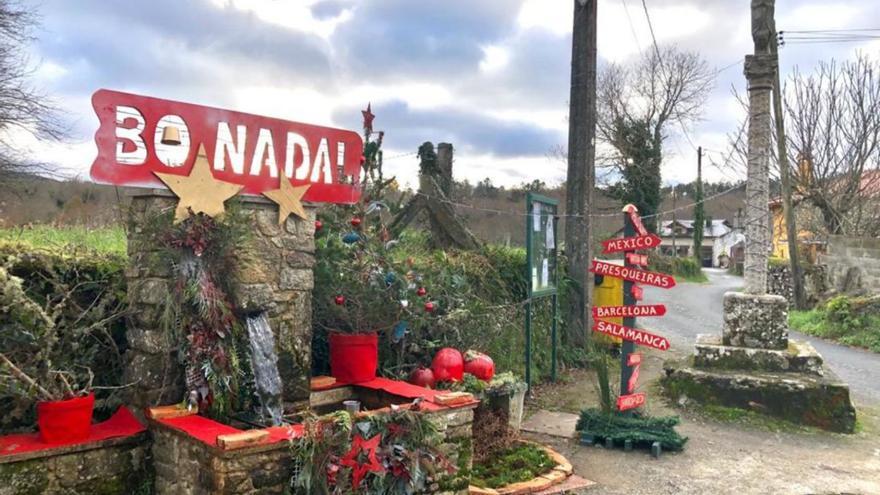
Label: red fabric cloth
xmin=159 ymin=415 xmax=304 ymax=447
xmin=0 ymin=407 xmax=145 ymax=458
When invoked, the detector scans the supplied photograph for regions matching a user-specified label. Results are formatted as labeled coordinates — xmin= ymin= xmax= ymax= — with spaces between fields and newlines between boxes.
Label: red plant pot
xmin=329 ymin=332 xmax=379 ymax=384
xmin=36 ymin=392 xmax=95 ymax=444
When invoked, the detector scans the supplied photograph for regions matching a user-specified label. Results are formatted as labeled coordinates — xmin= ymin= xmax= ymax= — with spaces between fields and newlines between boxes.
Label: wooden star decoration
xmin=362 ymin=103 xmax=375 ymax=134
xmin=341 ymin=433 xmax=383 ymax=490
xmin=154 ymin=144 xmax=244 ymax=223
xmin=262 ymin=178 xmax=310 ymax=225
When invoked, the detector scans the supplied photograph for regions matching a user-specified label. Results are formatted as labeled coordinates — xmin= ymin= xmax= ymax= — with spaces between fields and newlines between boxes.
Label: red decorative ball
xmin=416 ymin=287 xmax=427 ymax=297
xmin=359 ymin=155 xmax=366 ymax=165
xmin=432 ymin=348 xmax=464 ymax=382
xmin=334 ymin=295 xmax=345 ymax=305
xmin=464 ymin=351 xmax=495 ymax=382
xmin=314 ymin=220 xmax=323 ymax=232
xmin=409 ymin=367 xmax=436 ymax=388
xmin=424 ymin=301 xmax=435 ymax=312
xmin=351 ymin=217 xmax=362 ymax=227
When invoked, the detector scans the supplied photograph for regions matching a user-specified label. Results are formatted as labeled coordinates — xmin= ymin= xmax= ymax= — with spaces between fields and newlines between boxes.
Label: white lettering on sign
xmin=311 ymin=137 xmax=332 ymax=184
xmin=593 ymin=305 xmax=666 ymax=319
xmin=617 ymin=393 xmax=646 ymax=411
xmin=592 ymin=320 xmax=670 ymax=351
xmin=214 ymin=122 xmax=247 ymax=174
xmin=115 ymin=105 xmax=147 ymax=165
xmin=602 ymin=234 xmax=661 ymax=254
xmin=590 ymin=260 xmax=676 ymax=289
xmin=250 ymin=128 xmax=278 ymax=178
xmin=286 ymin=132 xmax=311 ymax=180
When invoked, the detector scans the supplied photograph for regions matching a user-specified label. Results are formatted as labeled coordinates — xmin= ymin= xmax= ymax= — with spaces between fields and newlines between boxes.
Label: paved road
xmin=643 ymin=268 xmax=880 ymax=405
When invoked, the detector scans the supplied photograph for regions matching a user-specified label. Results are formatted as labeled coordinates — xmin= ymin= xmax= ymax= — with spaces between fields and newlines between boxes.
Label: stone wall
xmin=125 ymin=190 xmax=316 ymax=411
xmin=766 ymin=263 xmax=827 ymax=308
xmin=0 ymin=434 xmax=149 ymax=495
xmin=820 ymin=236 xmax=880 ymax=295
xmin=150 ymin=406 xmax=474 ymax=495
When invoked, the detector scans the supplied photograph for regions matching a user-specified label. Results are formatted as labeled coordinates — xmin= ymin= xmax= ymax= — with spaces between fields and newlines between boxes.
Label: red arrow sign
xmin=592 ymin=320 xmax=670 ymax=351
xmin=623 ymin=204 xmax=649 ymax=236
xmin=590 ymin=259 xmax=676 ymax=289
xmin=626 ymin=252 xmax=649 ymax=266
xmin=626 ymin=353 xmax=642 ymax=393
xmin=601 ymin=234 xmax=662 ymax=254
xmin=592 ymin=304 xmax=666 ymax=319
xmin=631 ymin=284 xmax=644 ymax=301
xmin=617 ymin=393 xmax=646 ymax=411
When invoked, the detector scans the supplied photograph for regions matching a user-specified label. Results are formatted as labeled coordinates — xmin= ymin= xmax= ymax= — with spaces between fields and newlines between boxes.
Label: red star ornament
xmin=341 ymin=433 xmax=384 ymax=490
xmin=362 ymin=103 xmax=376 ymax=134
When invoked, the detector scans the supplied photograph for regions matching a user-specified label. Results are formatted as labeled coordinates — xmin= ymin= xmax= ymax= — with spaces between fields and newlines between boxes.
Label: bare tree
xmin=786 ymin=55 xmax=880 ymax=236
xmin=0 ymin=0 xmax=64 ymax=187
xmin=597 ymin=45 xmax=714 ymax=230
xmin=723 ymin=54 xmax=880 ymax=237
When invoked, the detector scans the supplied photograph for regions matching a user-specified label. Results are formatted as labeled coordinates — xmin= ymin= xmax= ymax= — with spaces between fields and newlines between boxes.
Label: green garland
xmin=291 ymin=408 xmax=452 ymax=494
xmin=147 ymin=204 xmax=252 ymax=418
xmin=576 ymin=408 xmax=688 ymax=451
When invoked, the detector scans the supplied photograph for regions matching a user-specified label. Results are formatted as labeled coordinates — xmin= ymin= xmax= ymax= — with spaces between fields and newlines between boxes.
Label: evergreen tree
xmin=606 ymin=118 xmax=662 ymax=232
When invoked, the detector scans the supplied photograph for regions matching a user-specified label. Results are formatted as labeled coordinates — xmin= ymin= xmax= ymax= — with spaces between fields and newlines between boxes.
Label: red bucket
xmin=37 ymin=392 xmax=94 ymax=444
xmin=329 ymin=332 xmax=378 ymax=383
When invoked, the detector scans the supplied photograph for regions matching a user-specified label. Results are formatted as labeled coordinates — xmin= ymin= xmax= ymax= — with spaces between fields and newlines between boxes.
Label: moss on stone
xmin=0 ymin=460 xmax=50 ymax=495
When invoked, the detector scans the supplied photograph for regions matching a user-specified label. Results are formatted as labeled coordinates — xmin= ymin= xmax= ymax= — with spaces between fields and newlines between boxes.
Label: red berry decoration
xmin=351 ymin=217 xmax=362 ymax=227
xmin=431 ymin=348 xmax=464 ymax=382
xmin=464 ymin=350 xmax=495 ymax=382
xmin=314 ymin=220 xmax=323 ymax=232
xmin=334 ymin=295 xmax=345 ymax=305
xmin=424 ymin=301 xmax=435 ymax=312
xmin=409 ymin=366 xmax=436 ymax=388
xmin=416 ymin=287 xmax=427 ymax=297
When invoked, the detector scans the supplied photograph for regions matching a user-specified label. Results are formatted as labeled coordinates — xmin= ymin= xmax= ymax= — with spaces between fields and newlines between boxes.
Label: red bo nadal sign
xmin=89 ymin=89 xmax=364 ymax=203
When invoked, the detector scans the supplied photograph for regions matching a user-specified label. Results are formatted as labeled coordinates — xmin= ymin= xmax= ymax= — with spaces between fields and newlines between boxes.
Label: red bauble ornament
xmin=359 ymin=155 xmax=366 ymax=165
xmin=351 ymin=217 xmax=362 ymax=227
xmin=424 ymin=301 xmax=435 ymax=312
xmin=416 ymin=287 xmax=427 ymax=297
xmin=409 ymin=366 xmax=435 ymax=388
xmin=432 ymin=348 xmax=464 ymax=382
xmin=464 ymin=351 xmax=495 ymax=381
xmin=314 ymin=220 xmax=323 ymax=232
xmin=334 ymin=295 xmax=345 ymax=305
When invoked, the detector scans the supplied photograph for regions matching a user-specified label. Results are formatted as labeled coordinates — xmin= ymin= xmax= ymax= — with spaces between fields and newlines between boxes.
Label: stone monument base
xmin=661 ymin=361 xmax=856 ymax=433
xmin=661 ymin=290 xmax=856 ymax=433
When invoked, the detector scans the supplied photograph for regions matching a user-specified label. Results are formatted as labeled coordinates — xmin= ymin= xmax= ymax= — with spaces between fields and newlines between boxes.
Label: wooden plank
xmin=216 ymin=430 xmax=269 ymax=450
xmin=146 ymin=405 xmax=196 ymax=420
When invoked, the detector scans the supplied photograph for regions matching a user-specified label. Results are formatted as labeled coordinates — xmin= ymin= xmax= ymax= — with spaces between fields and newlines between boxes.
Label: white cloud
xmin=208 ymin=0 xmax=352 ymax=39
xmin=479 ymin=45 xmax=511 ymax=73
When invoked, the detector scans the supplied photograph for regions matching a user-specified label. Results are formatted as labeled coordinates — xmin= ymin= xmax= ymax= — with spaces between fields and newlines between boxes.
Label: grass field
xmin=790 ymin=306 xmax=880 ymax=353
xmin=0 ymin=225 xmax=126 ymax=255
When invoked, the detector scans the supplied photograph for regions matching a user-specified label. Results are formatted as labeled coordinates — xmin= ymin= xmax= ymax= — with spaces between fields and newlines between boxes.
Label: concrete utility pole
xmin=770 ymin=38 xmax=806 ymax=309
xmin=564 ymin=0 xmax=597 ymax=347
xmin=743 ymin=0 xmax=776 ymax=295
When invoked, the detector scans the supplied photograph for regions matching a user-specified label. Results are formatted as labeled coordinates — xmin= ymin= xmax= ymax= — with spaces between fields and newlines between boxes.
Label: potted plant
xmin=0 ymin=265 xmax=98 ymax=443
xmin=313 ymin=119 xmax=434 ymax=384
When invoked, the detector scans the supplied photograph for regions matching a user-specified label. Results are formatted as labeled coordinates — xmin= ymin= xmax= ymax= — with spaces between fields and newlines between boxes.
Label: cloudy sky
xmin=18 ymin=0 xmax=880 ymax=188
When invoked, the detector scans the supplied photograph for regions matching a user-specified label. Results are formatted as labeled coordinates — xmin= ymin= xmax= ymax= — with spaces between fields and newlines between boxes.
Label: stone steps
xmin=693 ymin=334 xmax=823 ymax=375
xmin=661 ymin=362 xmax=856 ymax=433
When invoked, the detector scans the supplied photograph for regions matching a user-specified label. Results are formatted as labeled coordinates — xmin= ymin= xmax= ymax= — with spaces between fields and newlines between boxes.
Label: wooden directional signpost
xmin=590 ymin=204 xmax=675 ymax=413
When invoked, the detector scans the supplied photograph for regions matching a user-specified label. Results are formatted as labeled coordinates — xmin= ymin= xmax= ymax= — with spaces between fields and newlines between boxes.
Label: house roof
xmin=659 ymin=219 xmax=732 ymax=238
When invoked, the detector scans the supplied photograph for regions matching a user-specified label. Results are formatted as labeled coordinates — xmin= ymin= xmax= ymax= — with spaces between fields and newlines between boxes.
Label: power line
xmin=620 ymin=0 xmax=642 ymax=54
xmin=640 ymin=0 xmax=663 ymax=65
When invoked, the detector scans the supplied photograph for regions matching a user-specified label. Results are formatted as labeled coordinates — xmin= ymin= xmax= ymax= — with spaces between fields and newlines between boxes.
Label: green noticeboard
xmin=525 ymin=192 xmax=559 ymax=390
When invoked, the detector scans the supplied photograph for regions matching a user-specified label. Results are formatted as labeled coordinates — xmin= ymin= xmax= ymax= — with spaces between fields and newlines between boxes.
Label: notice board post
xmin=525 ymin=193 xmax=559 ymax=391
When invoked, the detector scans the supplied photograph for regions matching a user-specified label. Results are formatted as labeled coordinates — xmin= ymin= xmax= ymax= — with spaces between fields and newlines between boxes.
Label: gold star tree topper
xmin=154 ymin=144 xmax=244 ymax=223
xmin=263 ymin=177 xmax=310 ymax=225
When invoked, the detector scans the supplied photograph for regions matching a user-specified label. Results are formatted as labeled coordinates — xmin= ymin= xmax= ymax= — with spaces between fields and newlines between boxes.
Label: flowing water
xmin=245 ymin=313 xmax=284 ymax=426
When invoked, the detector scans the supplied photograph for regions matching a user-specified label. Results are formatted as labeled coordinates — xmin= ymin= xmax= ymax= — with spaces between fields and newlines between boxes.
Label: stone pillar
xmin=743 ymin=53 xmax=775 ymax=295
xmin=124 ymin=191 xmax=315 ymax=411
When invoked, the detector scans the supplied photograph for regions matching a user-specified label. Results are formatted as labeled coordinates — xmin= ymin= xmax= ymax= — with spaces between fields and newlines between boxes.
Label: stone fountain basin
xmin=148 ymin=377 xmax=479 ymax=494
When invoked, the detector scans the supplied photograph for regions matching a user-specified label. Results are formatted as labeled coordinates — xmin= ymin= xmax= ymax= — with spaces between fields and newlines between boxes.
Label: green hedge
xmin=790 ymin=295 xmax=880 ymax=352
xmin=648 ymin=253 xmax=707 ymax=283
xmin=0 ymin=241 xmax=128 ymax=432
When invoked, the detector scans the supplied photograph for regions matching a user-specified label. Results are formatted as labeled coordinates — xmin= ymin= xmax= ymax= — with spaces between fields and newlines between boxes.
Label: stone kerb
xmin=124 ymin=190 xmax=316 ymax=411
xmin=721 ymin=291 xmax=789 ymax=349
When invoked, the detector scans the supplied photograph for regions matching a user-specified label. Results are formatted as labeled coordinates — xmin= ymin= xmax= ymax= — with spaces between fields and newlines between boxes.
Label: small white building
xmin=658 ymin=219 xmax=743 ymax=267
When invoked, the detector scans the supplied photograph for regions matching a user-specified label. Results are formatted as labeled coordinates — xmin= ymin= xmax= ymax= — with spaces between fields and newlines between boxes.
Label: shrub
xmin=790 ymin=295 xmax=880 ymax=352
xmin=0 ymin=242 xmax=128 ymax=432
xmin=648 ymin=253 xmax=706 ymax=282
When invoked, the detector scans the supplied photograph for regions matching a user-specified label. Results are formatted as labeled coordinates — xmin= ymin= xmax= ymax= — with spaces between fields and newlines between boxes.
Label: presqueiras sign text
xmin=89 ymin=89 xmax=364 ymax=204
xmin=590 ymin=259 xmax=677 ymax=289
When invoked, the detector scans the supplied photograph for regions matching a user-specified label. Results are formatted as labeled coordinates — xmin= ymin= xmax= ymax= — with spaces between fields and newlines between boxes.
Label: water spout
xmin=245 ymin=312 xmax=284 ymax=426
